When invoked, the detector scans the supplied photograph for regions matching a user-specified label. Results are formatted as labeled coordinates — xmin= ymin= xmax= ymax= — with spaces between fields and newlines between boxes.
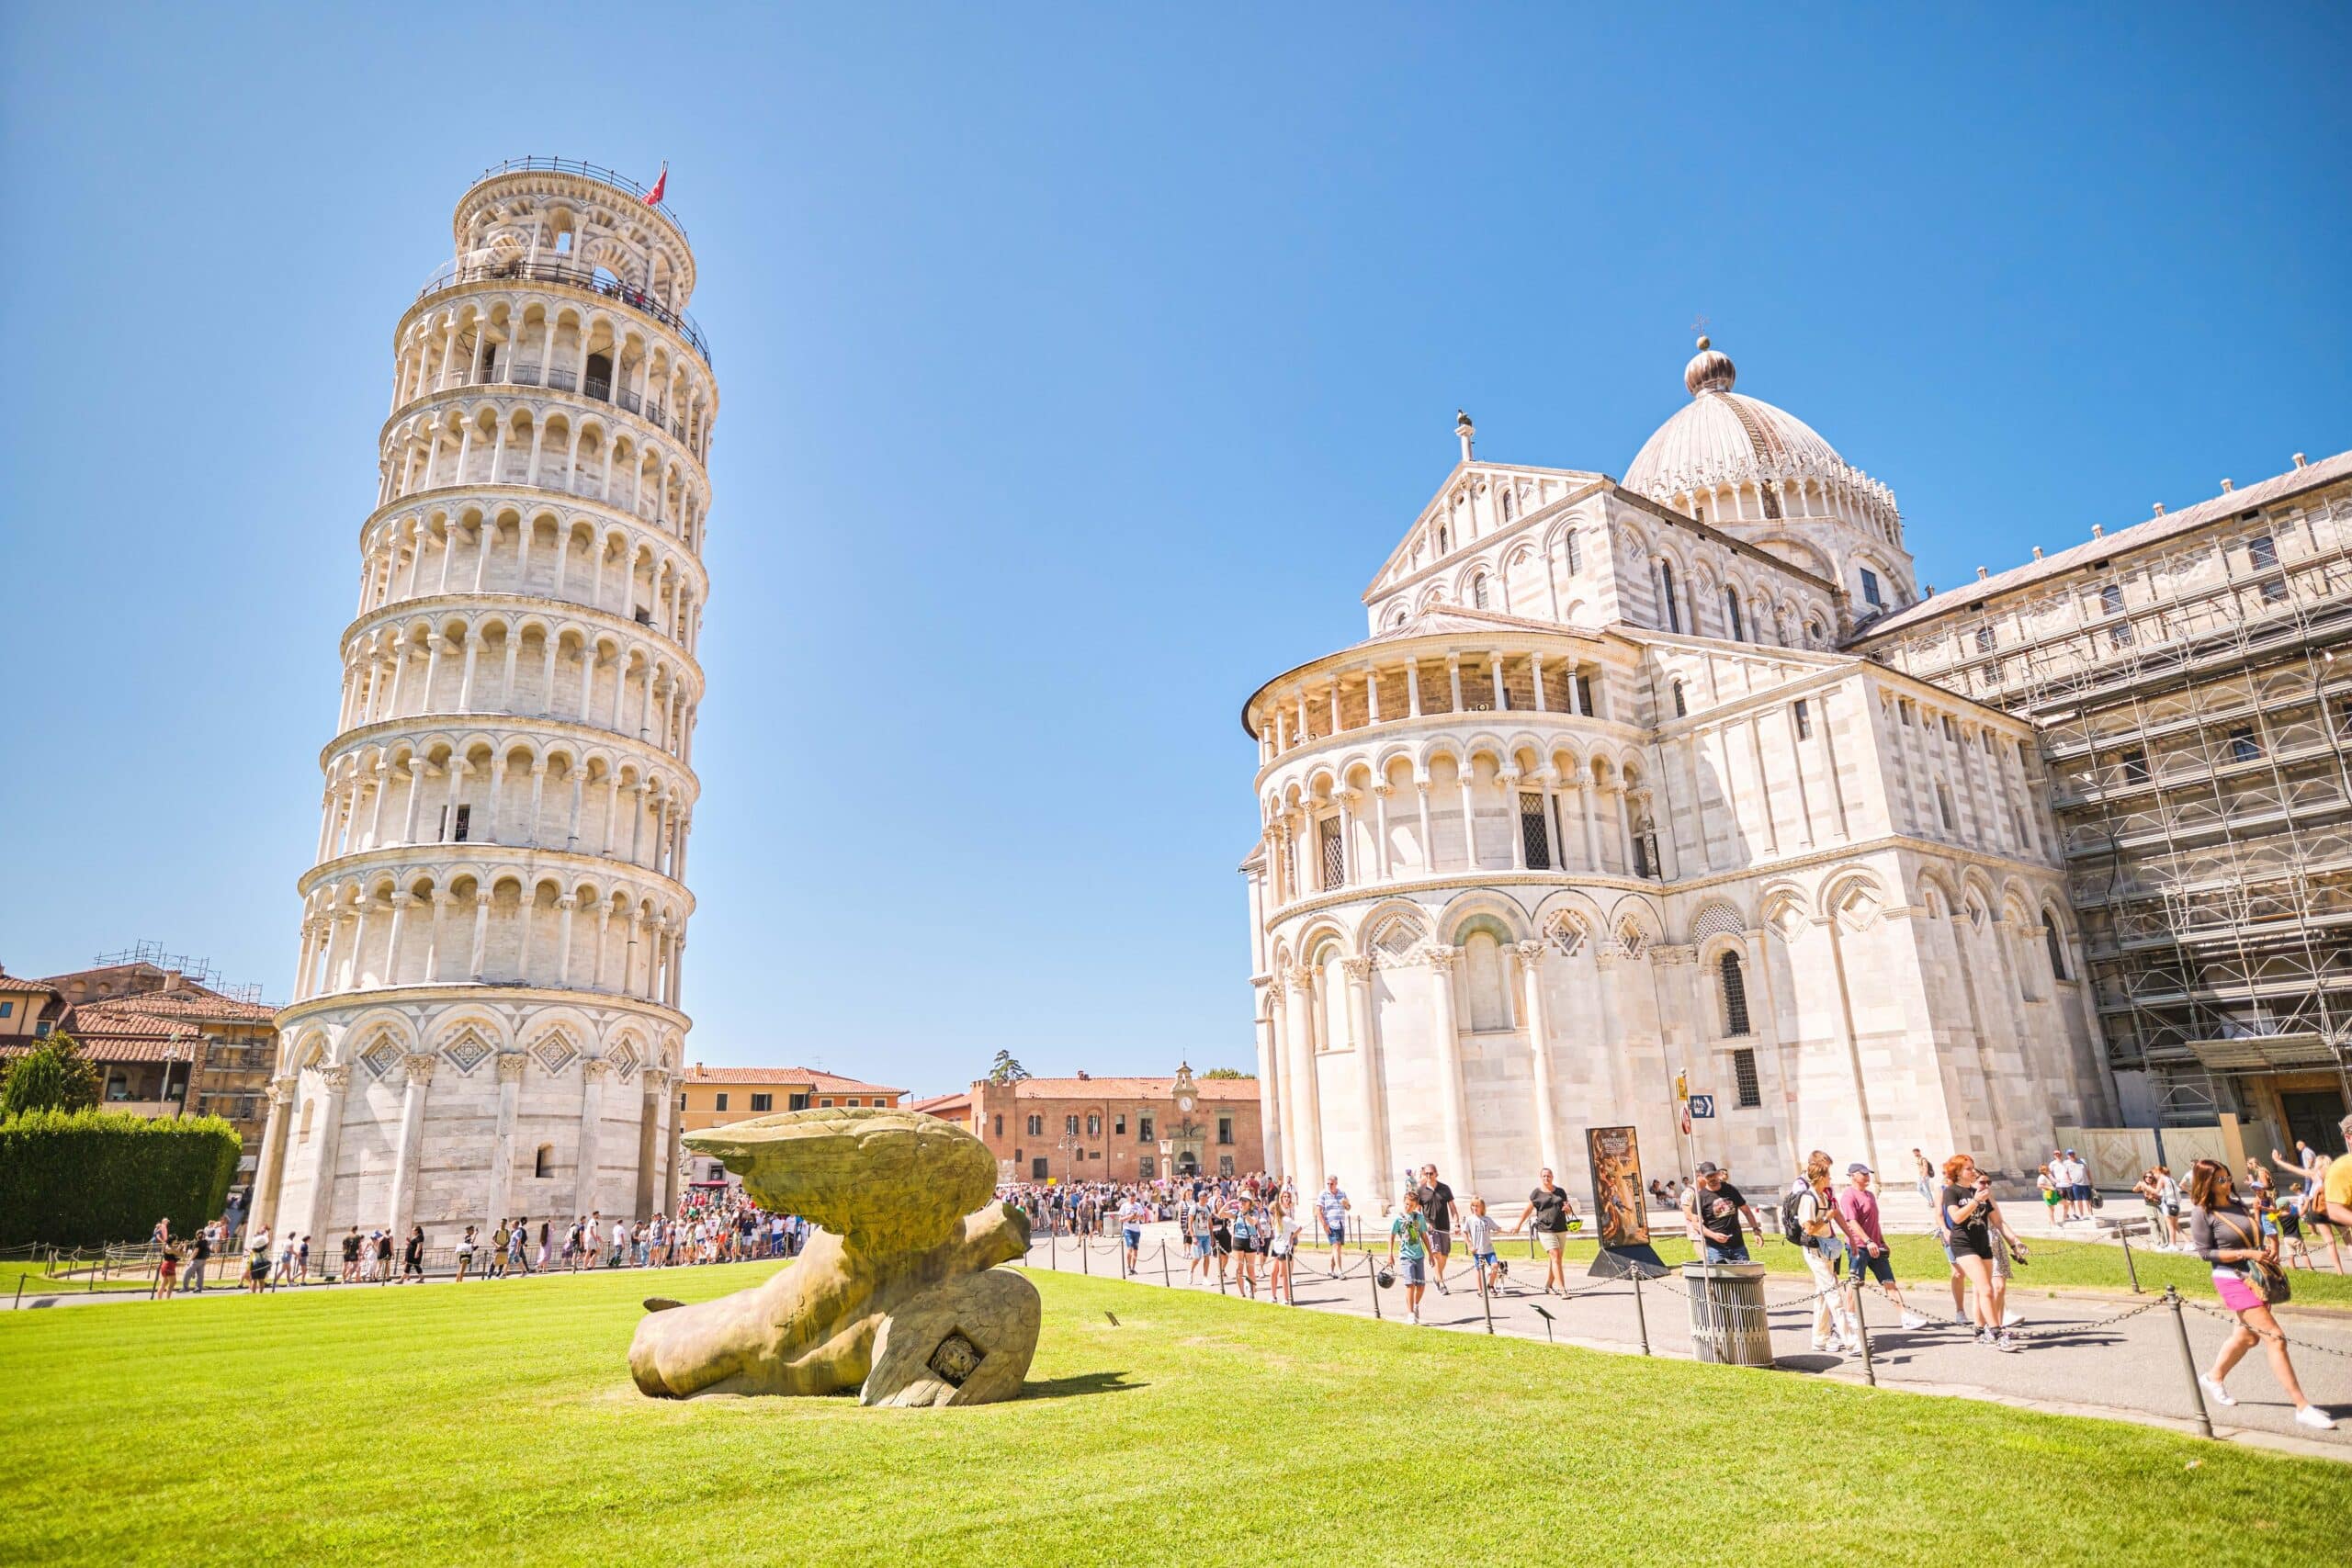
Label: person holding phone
xmin=1941 ymin=1154 xmax=2016 ymax=1352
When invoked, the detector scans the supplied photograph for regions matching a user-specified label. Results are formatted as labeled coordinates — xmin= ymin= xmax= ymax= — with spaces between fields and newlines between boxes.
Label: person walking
xmin=245 ymin=1224 xmax=273 ymax=1294
xmin=2186 ymin=1157 xmax=2335 ymax=1430
xmin=186 ymin=1224 xmax=211 ymax=1294
xmin=1464 ymin=1197 xmax=1502 ymax=1296
xmin=454 ymin=1226 xmax=479 ymax=1282
xmin=1387 ymin=1190 xmax=1432 ymax=1324
xmin=1230 ymin=1199 xmax=1260 ymax=1297
xmin=1119 ymin=1191 xmax=1146 ymax=1273
xmin=1941 ymin=1155 xmax=2017 ymax=1351
xmin=1793 ymin=1154 xmax=1861 ymax=1353
xmin=1268 ymin=1198 xmax=1301 ymax=1305
xmin=1911 ymin=1148 xmax=1936 ymax=1208
xmin=1837 ymin=1163 xmax=1927 ymax=1329
xmin=275 ymin=1229 xmax=301 ymax=1288
xmin=375 ymin=1228 xmax=394 ymax=1283
xmin=489 ymin=1220 xmax=510 ymax=1279
xmin=1185 ymin=1193 xmax=1216 ymax=1283
xmin=1316 ymin=1177 xmax=1351 ymax=1277
xmin=153 ymin=1240 xmax=180 ymax=1301
xmin=1415 ymin=1165 xmax=1458 ymax=1296
xmin=1683 ymin=1163 xmax=1761 ymax=1263
xmin=401 ymin=1224 xmax=425 ymax=1283
xmin=1509 ymin=1167 xmax=1576 ymax=1296
xmin=340 ymin=1226 xmax=362 ymax=1283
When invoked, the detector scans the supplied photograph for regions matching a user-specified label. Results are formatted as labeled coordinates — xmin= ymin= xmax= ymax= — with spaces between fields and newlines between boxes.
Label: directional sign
xmin=1688 ymin=1094 xmax=1716 ymax=1120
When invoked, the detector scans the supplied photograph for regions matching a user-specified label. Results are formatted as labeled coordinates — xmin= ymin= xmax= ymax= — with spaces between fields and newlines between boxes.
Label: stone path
xmin=1023 ymin=1225 xmax=2352 ymax=1462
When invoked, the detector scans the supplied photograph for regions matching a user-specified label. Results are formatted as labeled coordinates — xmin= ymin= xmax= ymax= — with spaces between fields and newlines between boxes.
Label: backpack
xmin=1781 ymin=1180 xmax=1812 ymax=1247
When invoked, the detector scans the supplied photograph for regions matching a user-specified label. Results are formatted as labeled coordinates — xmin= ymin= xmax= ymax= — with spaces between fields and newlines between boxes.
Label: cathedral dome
xmin=1623 ymin=337 xmax=1900 ymax=534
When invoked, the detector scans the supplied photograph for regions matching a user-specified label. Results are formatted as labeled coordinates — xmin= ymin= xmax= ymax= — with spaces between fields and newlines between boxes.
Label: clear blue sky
xmin=4 ymin=6 xmax=2346 ymax=1092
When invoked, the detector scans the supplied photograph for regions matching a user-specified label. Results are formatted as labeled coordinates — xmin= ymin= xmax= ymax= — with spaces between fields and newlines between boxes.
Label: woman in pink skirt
xmin=2186 ymin=1157 xmax=2335 ymax=1430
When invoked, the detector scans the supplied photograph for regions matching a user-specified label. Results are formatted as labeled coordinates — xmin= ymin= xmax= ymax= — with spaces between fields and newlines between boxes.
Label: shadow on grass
xmin=1020 ymin=1370 xmax=1144 ymax=1401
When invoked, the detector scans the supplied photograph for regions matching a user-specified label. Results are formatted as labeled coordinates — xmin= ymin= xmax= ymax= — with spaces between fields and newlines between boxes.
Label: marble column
xmin=1425 ymin=945 xmax=1475 ymax=1184
xmin=1512 ymin=941 xmax=1562 ymax=1177
xmin=575 ymin=1057 xmax=611 ymax=1217
xmin=1283 ymin=966 xmax=1325 ymax=1194
xmin=1252 ymin=995 xmax=1284 ymax=1182
xmin=251 ymin=1076 xmax=296 ymax=1230
xmin=1340 ymin=956 xmax=1387 ymax=1193
xmin=304 ymin=1066 xmax=353 ymax=1244
xmin=486 ymin=1052 xmax=526 ymax=1228
xmin=634 ymin=1068 xmax=666 ymax=1219
xmin=387 ymin=1054 xmax=437 ymax=1238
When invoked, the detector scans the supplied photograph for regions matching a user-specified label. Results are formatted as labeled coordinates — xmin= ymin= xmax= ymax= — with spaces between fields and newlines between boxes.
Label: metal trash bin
xmin=1681 ymin=1262 xmax=1772 ymax=1367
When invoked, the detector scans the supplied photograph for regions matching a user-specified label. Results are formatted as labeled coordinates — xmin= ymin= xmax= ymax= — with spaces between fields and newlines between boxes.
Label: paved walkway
xmin=1023 ymin=1226 xmax=2352 ymax=1462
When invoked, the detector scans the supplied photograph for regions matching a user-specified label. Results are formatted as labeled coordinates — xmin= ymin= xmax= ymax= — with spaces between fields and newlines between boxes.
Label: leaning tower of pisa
xmin=255 ymin=160 xmax=717 ymax=1246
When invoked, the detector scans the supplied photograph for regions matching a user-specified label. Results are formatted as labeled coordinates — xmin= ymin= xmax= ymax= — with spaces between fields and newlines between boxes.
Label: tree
xmin=986 ymin=1050 xmax=1031 ymax=1085
xmin=0 ymin=1033 xmax=99 ymax=1116
xmin=1199 ymin=1067 xmax=1255 ymax=1080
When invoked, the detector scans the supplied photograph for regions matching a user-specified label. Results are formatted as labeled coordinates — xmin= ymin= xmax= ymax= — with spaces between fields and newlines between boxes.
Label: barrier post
xmin=2164 ymin=1287 xmax=2214 ymax=1438
xmin=1631 ymin=1269 xmax=1651 ymax=1356
xmin=2120 ymin=1230 xmax=2143 ymax=1294
xmin=1081 ymin=1235 xmax=1090 ymax=1276
xmin=1050 ymin=1227 xmax=1057 ymax=1270
xmin=13 ymin=1277 xmax=22 ymax=1311
xmin=1852 ymin=1280 xmax=1876 ymax=1388
xmin=1478 ymin=1264 xmax=1496 ymax=1336
xmin=1160 ymin=1242 xmax=1171 ymax=1289
xmin=1366 ymin=1257 xmax=1383 ymax=1322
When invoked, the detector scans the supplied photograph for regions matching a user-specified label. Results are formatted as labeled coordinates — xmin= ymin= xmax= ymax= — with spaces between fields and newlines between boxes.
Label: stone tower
xmin=255 ymin=159 xmax=717 ymax=1244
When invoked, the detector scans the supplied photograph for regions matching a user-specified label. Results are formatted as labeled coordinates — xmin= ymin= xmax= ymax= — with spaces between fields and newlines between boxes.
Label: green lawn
xmin=1 ymin=1262 xmax=2346 ymax=1566
xmin=0 ymin=1260 xmax=148 ymax=1297
xmin=1297 ymin=1231 xmax=2352 ymax=1306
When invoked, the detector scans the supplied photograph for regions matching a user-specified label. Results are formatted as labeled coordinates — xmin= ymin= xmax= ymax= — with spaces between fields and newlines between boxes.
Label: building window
xmin=1974 ymin=626 xmax=1996 ymax=652
xmin=1576 ymin=673 xmax=1600 ymax=718
xmin=0 ymin=1001 xmax=10 ymax=1019
xmin=1436 ymin=525 xmax=1449 ymax=554
xmin=1318 ymin=816 xmax=1345 ymax=890
xmin=1065 ymin=1114 xmax=1080 ymax=1136
xmin=993 ymin=1114 xmax=1004 ymax=1135
xmin=676 ymin=1091 xmax=686 ymax=1111
xmin=1027 ymin=1114 xmax=1043 ymax=1136
xmin=1564 ymin=534 xmax=1582 ymax=573
xmin=1138 ymin=1115 xmax=1155 ymax=1142
xmin=2261 ymin=576 xmax=2290 ymax=604
xmin=1501 ymin=489 xmax=1515 ymax=522
xmin=2121 ymin=749 xmax=2150 ymax=784
xmin=2100 ymin=582 xmax=2124 ymax=616
xmin=820 ymin=1098 xmax=833 ymax=1108
xmin=1792 ymin=699 xmax=1812 ymax=740
xmin=2246 ymin=535 xmax=2277 ymax=570
xmin=790 ymin=1092 xmax=810 ymax=1111
xmin=2228 ymin=727 xmax=2261 ymax=763
xmin=1660 ymin=560 xmax=1682 ymax=632
xmin=1732 ymin=1048 xmax=1761 ymax=1109
xmin=1139 ymin=1156 xmax=1156 ymax=1179
xmin=535 ymin=1145 xmax=554 ymax=1178
xmin=1860 ymin=568 xmax=1883 ymax=608
xmin=2109 ymin=618 xmax=2134 ymax=649
xmin=2042 ymin=911 xmax=2069 ymax=980
xmin=1671 ymin=680 xmax=1687 ymax=718
xmin=714 ymin=1092 xmax=729 ymax=1112
xmin=1720 ymin=952 xmax=1752 ymax=1038
xmin=750 ymin=1093 xmax=773 ymax=1112
xmin=1937 ymin=782 xmax=1956 ymax=829
xmin=1114 ymin=1113 xmax=1126 ymax=1134
xmin=1520 ymin=793 xmax=1551 ymax=870
xmin=1031 ymin=1157 xmax=1048 ymax=1179
xmin=1087 ymin=1113 xmax=1102 ymax=1137
xmin=1218 ymin=1116 xmax=1234 ymax=1146
xmin=845 ymin=1098 xmax=861 ymax=1107
xmin=451 ymin=804 xmax=471 ymax=842
xmin=1725 ymin=590 xmax=1745 ymax=642
xmin=1471 ymin=574 xmax=1490 ymax=609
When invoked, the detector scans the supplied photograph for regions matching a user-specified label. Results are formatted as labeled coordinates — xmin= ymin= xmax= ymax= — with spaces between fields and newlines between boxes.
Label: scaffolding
xmin=1863 ymin=479 xmax=2352 ymax=1131
xmin=86 ymin=941 xmax=265 ymax=1005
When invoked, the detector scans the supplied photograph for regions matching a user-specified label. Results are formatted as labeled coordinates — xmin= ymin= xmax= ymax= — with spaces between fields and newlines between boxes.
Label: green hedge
xmin=0 ymin=1109 xmax=242 ymax=1248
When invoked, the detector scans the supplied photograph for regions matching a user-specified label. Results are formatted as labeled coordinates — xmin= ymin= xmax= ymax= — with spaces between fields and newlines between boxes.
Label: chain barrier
xmin=2181 ymin=1294 xmax=2352 ymax=1359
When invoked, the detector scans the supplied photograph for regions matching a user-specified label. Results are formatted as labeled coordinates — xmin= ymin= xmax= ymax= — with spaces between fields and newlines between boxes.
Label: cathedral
xmin=1240 ymin=338 xmax=2118 ymax=1207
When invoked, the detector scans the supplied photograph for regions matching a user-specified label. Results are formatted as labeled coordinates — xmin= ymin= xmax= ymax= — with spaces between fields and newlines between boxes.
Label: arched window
xmin=2042 ymin=912 xmax=2069 ymax=980
xmin=1462 ymin=929 xmax=1511 ymax=1032
xmin=1671 ymin=680 xmax=1688 ymax=718
xmin=534 ymin=1145 xmax=554 ymax=1179
xmin=1564 ymin=533 xmax=1582 ymax=573
xmin=1472 ymin=574 xmax=1490 ymax=609
xmin=1437 ymin=525 xmax=1450 ymax=554
xmin=1937 ymin=782 xmax=1955 ymax=829
xmin=1659 ymin=561 xmax=1682 ymax=633
xmin=1501 ymin=489 xmax=1516 ymax=522
xmin=1720 ymin=951 xmax=1752 ymax=1037
xmin=1725 ymin=590 xmax=1745 ymax=642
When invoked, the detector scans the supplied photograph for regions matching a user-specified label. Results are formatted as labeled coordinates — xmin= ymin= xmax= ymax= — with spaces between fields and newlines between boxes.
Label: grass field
xmin=2 ymin=1261 xmax=2346 ymax=1566
xmin=1288 ymin=1229 xmax=2352 ymax=1306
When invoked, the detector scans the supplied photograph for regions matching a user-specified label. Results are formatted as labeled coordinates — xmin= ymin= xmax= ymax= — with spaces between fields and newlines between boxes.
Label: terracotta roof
xmin=1003 ymin=1076 xmax=1259 ymax=1101
xmin=682 ymin=1064 xmax=906 ymax=1096
xmin=0 ymin=971 xmax=58 ymax=998
xmin=1849 ymin=448 xmax=2352 ymax=642
xmin=0 ymin=1036 xmax=194 ymax=1064
xmin=70 ymin=990 xmax=277 ymax=1026
xmin=60 ymin=1010 xmax=202 ymax=1043
xmin=909 ymin=1091 xmax=972 ymax=1116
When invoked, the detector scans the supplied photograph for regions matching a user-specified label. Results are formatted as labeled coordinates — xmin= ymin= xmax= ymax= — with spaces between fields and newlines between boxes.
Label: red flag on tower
xmin=644 ymin=162 xmax=668 ymax=206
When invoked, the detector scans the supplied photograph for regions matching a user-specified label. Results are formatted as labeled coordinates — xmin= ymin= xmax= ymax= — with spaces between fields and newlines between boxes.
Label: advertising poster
xmin=1586 ymin=1124 xmax=1649 ymax=1248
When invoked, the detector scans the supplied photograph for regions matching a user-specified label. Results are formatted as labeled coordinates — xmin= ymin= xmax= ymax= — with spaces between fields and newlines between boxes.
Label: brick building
xmin=676 ymin=1065 xmax=905 ymax=1185
xmin=966 ymin=1065 xmax=1263 ymax=1184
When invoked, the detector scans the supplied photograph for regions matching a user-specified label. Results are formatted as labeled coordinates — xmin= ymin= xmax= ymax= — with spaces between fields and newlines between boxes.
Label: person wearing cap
xmin=1837 ymin=1162 xmax=1927 ymax=1329
xmin=1682 ymin=1163 xmax=1762 ymax=1264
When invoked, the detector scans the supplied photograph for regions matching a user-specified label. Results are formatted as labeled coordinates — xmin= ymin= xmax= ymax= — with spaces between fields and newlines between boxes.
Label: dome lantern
xmin=1684 ymin=335 xmax=1736 ymax=396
